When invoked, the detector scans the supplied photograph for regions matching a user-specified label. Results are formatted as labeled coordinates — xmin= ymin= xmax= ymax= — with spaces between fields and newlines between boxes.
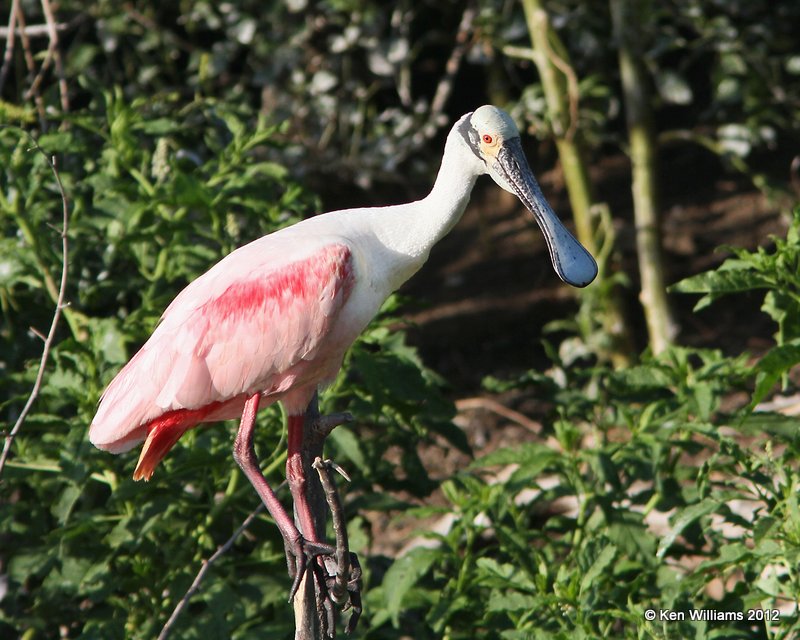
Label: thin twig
xmin=504 ymin=13 xmax=580 ymax=142
xmin=157 ymin=503 xmax=265 ymax=640
xmin=407 ymin=4 xmax=477 ymax=153
xmin=24 ymin=38 xmax=53 ymax=98
xmin=40 ymin=0 xmax=69 ymax=113
xmin=29 ymin=326 xmax=47 ymax=342
xmin=538 ymin=17 xmax=580 ymax=143
xmin=0 ymin=0 xmax=19 ymax=95
xmin=0 ymin=129 xmax=70 ymax=479
xmin=429 ymin=5 xmax=477 ymax=117
xmin=393 ymin=5 xmax=413 ymax=108
xmin=505 ymin=9 xmax=580 ymax=142
xmin=0 ymin=21 xmax=69 ymax=38
xmin=15 ymin=7 xmax=37 ymax=82
xmin=15 ymin=4 xmax=47 ymax=128
xmin=455 ymin=396 xmax=543 ymax=434
xmin=312 ymin=458 xmax=349 ymax=605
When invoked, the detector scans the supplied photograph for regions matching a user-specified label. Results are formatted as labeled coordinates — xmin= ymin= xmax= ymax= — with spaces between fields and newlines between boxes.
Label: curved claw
xmin=286 ymin=537 xmax=336 ymax=602
xmin=340 ymin=552 xmax=363 ymax=635
xmin=285 ymin=536 xmax=363 ymax=636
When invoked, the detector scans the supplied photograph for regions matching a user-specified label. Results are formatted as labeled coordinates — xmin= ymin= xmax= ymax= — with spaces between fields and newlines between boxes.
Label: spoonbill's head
xmin=457 ymin=105 xmax=598 ymax=288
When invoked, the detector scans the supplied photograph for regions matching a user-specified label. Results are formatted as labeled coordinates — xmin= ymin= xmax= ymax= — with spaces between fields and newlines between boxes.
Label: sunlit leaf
xmin=657 ymin=498 xmax=719 ymax=559
xmin=382 ymin=547 xmax=439 ymax=626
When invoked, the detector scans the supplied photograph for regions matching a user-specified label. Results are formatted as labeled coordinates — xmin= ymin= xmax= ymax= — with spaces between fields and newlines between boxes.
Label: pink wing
xmin=89 ymin=240 xmax=355 ymax=456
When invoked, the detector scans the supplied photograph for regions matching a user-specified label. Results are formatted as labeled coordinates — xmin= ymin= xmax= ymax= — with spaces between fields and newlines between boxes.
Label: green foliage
xmin=7 ymin=1 xmax=797 ymax=196
xmin=0 ymin=99 xmax=461 ymax=639
xmin=361 ymin=214 xmax=800 ymax=638
xmin=673 ymin=207 xmax=800 ymax=406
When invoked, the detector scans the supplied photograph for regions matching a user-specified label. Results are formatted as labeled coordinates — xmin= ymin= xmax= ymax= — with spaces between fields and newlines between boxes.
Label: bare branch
xmin=429 ymin=5 xmax=477 ymax=118
xmin=536 ymin=13 xmax=580 ymax=143
xmin=14 ymin=4 xmax=48 ymax=128
xmin=40 ymin=0 xmax=69 ymax=113
xmin=0 ymin=130 xmax=70 ymax=479
xmin=312 ymin=458 xmax=349 ymax=605
xmin=387 ymin=4 xmax=477 ymax=168
xmin=0 ymin=21 xmax=70 ymax=38
xmin=157 ymin=503 xmax=266 ymax=640
xmin=392 ymin=5 xmax=413 ymax=108
xmin=455 ymin=397 xmax=543 ymax=434
xmin=15 ymin=8 xmax=38 ymax=84
xmin=410 ymin=4 xmax=477 ymax=150
xmin=0 ymin=0 xmax=20 ymax=95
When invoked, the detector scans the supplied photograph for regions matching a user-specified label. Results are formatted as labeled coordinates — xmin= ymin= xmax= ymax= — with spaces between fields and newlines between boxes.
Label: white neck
xmin=371 ymin=133 xmax=482 ymax=266
xmin=418 ymin=135 xmax=481 ymax=248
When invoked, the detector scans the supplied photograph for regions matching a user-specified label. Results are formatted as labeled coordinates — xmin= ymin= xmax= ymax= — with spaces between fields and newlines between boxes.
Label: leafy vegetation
xmin=373 ymin=213 xmax=800 ymax=638
xmin=2 ymin=1 xmax=800 ymax=639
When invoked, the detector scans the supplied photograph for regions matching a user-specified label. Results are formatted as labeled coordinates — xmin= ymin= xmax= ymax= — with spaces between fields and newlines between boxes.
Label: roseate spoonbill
xmin=89 ymin=105 xmax=597 ymax=602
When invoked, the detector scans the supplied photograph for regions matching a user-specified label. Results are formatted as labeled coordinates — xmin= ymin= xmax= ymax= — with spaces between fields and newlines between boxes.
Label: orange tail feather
xmin=132 ymin=399 xmax=240 ymax=480
xmin=133 ymin=415 xmax=193 ymax=481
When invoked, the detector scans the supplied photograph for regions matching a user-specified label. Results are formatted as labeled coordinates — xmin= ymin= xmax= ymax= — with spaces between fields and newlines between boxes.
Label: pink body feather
xmin=89 ymin=238 xmax=355 ymax=478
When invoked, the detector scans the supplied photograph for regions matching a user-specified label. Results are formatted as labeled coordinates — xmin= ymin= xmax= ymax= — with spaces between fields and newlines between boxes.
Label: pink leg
xmin=286 ymin=413 xmax=320 ymax=542
xmin=233 ymin=394 xmax=337 ymax=604
xmin=232 ymin=394 xmax=304 ymax=562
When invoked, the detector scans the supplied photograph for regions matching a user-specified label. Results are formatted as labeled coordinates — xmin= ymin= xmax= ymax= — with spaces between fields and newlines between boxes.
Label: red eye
xmin=482 ymin=134 xmax=493 ymax=144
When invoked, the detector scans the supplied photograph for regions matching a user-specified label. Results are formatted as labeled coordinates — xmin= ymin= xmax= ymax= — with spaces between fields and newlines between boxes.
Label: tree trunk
xmin=610 ymin=0 xmax=676 ymax=354
xmin=522 ymin=0 xmax=633 ymax=366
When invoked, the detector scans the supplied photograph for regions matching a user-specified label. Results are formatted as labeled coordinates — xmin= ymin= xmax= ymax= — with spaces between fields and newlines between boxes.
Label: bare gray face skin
xmin=464 ymin=106 xmax=598 ymax=288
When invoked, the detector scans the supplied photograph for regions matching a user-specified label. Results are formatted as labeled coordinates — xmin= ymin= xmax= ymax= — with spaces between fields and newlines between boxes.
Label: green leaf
xmin=579 ymin=544 xmax=617 ymax=595
xmin=242 ymin=161 xmax=288 ymax=181
xmin=52 ymin=484 xmax=82 ymax=525
xmin=7 ymin=551 xmax=56 ymax=582
xmin=691 ymin=382 xmax=715 ymax=420
xmin=487 ymin=590 xmax=538 ymax=613
xmin=382 ymin=547 xmax=439 ymax=627
xmin=697 ymin=542 xmax=750 ymax=571
xmin=751 ymin=341 xmax=800 ymax=406
xmin=670 ymin=263 xmax=773 ymax=311
xmin=752 ymin=516 xmax=778 ymax=544
xmin=328 ymin=425 xmax=366 ymax=469
xmin=475 ymin=557 xmax=537 ymax=591
xmin=657 ymin=498 xmax=720 ymax=559
xmin=470 ymin=442 xmax=559 ymax=479
xmin=611 ymin=364 xmax=673 ymax=391
xmin=738 ymin=412 xmax=800 ymax=440
xmin=36 ymin=130 xmax=77 ymax=153
xmin=137 ymin=118 xmax=179 ymax=135
xmin=105 ymin=517 xmax=135 ymax=547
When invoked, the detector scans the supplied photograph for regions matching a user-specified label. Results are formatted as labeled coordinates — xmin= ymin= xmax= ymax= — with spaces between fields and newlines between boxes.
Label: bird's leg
xmin=232 ymin=393 xmax=333 ymax=600
xmin=286 ymin=398 xmax=354 ymax=540
xmin=286 ymin=413 xmax=322 ymax=543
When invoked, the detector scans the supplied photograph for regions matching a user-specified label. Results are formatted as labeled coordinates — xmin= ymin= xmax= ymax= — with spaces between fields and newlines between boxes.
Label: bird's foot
xmin=284 ymin=536 xmax=362 ymax=637
xmin=321 ymin=552 xmax=362 ymax=635
xmin=286 ymin=537 xmax=334 ymax=602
